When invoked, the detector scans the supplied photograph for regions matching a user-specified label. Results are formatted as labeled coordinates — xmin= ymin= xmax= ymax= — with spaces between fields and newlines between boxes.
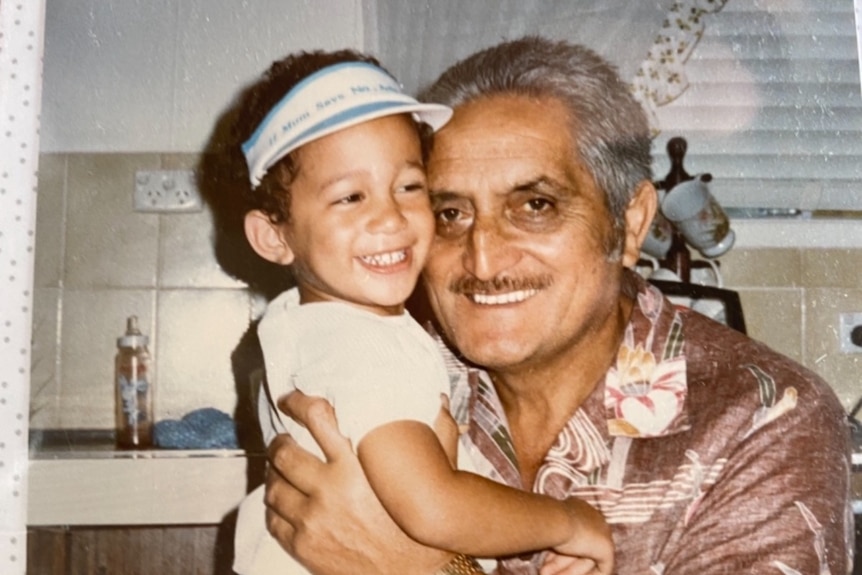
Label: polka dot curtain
xmin=0 ymin=1 xmax=45 ymax=573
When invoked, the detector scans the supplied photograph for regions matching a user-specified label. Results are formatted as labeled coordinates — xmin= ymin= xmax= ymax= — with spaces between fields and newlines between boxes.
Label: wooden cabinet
xmin=27 ymin=519 xmax=236 ymax=575
xmin=27 ymin=448 xmax=266 ymax=574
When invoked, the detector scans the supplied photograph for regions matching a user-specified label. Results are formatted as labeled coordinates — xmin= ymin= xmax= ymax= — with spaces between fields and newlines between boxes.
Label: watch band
xmin=434 ymin=554 xmax=485 ymax=575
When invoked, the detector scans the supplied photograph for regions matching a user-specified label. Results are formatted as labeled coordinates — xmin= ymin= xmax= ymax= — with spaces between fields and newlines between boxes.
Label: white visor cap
xmin=241 ymin=61 xmax=453 ymax=187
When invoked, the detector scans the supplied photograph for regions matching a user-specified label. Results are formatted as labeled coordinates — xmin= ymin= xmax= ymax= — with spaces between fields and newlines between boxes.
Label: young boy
xmin=231 ymin=49 xmax=614 ymax=575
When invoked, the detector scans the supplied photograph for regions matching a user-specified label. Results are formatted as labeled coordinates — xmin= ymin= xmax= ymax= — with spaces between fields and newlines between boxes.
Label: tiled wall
xmin=31 ymin=153 xmax=262 ymax=431
xmin=721 ymin=247 xmax=862 ymax=411
xmin=29 ymin=153 xmax=862 ymax=434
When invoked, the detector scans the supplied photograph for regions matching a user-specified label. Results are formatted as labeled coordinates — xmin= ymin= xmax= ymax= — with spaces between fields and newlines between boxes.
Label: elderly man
xmin=261 ymin=37 xmax=852 ymax=574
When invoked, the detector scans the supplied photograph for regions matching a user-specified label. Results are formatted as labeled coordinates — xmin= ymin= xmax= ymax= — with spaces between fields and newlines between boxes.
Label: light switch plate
xmin=134 ymin=169 xmax=202 ymax=213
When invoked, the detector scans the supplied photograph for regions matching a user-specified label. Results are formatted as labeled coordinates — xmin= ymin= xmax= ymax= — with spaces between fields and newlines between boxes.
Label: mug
xmin=692 ymin=297 xmax=727 ymax=324
xmin=640 ymin=211 xmax=674 ymax=259
xmin=636 ymin=255 xmax=660 ymax=280
xmin=648 ymin=266 xmax=693 ymax=309
xmin=649 ymin=267 xmax=683 ymax=283
xmin=689 ymin=258 xmax=723 ymax=288
xmin=661 ymin=175 xmax=735 ymax=258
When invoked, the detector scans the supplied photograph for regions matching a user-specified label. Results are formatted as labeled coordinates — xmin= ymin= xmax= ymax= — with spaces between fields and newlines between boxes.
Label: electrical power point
xmin=134 ymin=169 xmax=203 ymax=213
xmin=839 ymin=312 xmax=862 ymax=354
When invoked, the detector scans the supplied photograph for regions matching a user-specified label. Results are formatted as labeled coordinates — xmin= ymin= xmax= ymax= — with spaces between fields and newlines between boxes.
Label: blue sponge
xmin=154 ymin=407 xmax=239 ymax=449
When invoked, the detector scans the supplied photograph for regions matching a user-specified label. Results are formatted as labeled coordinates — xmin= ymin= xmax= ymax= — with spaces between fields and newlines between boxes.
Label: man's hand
xmin=264 ymin=390 xmax=456 ymax=575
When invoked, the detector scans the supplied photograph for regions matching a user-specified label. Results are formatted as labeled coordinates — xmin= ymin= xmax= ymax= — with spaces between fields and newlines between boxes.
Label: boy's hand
xmin=540 ymin=552 xmax=601 ymax=575
xmin=548 ymin=498 xmax=614 ymax=575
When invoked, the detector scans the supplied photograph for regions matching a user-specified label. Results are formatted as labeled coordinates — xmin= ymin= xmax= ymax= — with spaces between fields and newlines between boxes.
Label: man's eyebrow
xmin=430 ymin=176 xmax=567 ymax=199
xmin=428 ymin=189 xmax=462 ymax=200
xmin=512 ymin=176 xmax=561 ymax=193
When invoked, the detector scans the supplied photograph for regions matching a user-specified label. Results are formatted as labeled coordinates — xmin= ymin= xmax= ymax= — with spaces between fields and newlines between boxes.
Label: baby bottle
xmin=114 ymin=315 xmax=154 ymax=449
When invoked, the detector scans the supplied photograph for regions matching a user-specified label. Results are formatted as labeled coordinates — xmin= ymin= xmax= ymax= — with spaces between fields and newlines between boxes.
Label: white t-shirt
xmin=257 ymin=287 xmax=451 ymax=451
xmin=234 ymin=288 xmax=456 ymax=575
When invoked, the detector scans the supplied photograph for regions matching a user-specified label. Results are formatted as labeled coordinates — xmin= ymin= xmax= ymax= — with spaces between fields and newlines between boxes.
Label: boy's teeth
xmin=361 ymin=250 xmax=406 ymax=266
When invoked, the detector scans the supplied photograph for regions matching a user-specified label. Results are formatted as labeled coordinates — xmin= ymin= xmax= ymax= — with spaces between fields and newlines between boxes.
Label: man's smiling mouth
xmin=470 ymin=289 xmax=538 ymax=305
xmin=451 ymin=275 xmax=551 ymax=305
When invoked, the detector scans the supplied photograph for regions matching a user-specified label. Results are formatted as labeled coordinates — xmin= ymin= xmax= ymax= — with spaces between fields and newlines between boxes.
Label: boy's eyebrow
xmin=319 ymin=160 xmax=426 ymax=192
xmin=318 ymin=169 xmax=368 ymax=192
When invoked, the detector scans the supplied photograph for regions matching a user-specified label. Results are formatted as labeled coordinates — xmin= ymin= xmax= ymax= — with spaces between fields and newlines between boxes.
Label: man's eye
xmin=525 ymin=197 xmax=554 ymax=212
xmin=434 ymin=206 xmax=471 ymax=238
xmin=435 ymin=207 xmax=462 ymax=223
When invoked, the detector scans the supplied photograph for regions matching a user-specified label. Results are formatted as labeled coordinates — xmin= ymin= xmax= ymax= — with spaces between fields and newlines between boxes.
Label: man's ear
xmin=621 ymin=180 xmax=658 ymax=268
xmin=244 ymin=210 xmax=295 ymax=265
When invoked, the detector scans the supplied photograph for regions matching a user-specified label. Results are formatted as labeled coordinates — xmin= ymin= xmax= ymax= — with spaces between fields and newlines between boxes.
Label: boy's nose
xmin=368 ymin=196 xmax=407 ymax=234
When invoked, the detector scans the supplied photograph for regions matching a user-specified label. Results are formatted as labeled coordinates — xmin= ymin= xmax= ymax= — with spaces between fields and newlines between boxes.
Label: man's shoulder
xmin=681 ymin=309 xmax=845 ymax=433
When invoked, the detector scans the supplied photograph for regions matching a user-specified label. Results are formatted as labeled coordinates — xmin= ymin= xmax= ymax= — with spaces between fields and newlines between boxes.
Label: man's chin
xmin=450 ymin=330 xmax=532 ymax=371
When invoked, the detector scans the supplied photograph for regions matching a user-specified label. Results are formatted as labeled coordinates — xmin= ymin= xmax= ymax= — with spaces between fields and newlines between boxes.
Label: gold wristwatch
xmin=434 ymin=554 xmax=484 ymax=574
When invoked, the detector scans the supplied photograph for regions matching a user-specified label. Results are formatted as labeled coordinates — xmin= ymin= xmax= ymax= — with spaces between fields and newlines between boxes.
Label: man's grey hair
xmin=418 ymin=36 xmax=653 ymax=255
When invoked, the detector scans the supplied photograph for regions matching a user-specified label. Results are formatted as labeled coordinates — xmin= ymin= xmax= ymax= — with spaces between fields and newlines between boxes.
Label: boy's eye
xmin=335 ymin=192 xmax=363 ymax=204
xmin=400 ymin=182 xmax=427 ymax=193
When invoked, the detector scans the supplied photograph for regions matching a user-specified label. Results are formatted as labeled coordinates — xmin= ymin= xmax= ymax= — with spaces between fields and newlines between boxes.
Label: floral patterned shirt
xmin=441 ymin=270 xmax=853 ymax=575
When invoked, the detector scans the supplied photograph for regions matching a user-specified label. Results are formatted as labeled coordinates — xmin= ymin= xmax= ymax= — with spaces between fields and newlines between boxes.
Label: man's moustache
xmin=449 ymin=275 xmax=553 ymax=295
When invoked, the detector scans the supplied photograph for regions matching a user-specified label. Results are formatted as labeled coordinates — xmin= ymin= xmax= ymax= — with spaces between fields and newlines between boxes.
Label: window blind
xmin=650 ymin=0 xmax=861 ymax=214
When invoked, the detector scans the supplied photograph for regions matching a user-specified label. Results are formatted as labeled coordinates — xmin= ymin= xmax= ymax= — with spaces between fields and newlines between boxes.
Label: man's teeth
xmin=360 ymin=250 xmax=406 ymax=267
xmin=471 ymin=289 xmax=538 ymax=305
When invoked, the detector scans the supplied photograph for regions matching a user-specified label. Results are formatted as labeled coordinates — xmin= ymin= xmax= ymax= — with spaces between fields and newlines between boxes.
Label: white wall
xmin=0 ymin=1 xmax=44 ymax=573
xmin=40 ymin=0 xmax=366 ymax=153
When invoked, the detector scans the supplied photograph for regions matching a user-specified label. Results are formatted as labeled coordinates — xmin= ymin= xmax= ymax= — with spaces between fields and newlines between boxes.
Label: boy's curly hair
xmin=233 ymin=49 xmax=433 ymax=224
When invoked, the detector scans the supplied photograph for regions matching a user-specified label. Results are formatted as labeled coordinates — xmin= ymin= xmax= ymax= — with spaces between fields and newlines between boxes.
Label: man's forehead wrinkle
xmin=429 ymin=155 xmax=574 ymax=197
xmin=514 ymin=176 xmax=565 ymax=192
xmin=434 ymin=135 xmax=559 ymax=162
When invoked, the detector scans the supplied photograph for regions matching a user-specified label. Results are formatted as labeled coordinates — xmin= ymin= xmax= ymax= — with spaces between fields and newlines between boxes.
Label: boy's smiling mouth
xmin=359 ymin=249 xmax=408 ymax=268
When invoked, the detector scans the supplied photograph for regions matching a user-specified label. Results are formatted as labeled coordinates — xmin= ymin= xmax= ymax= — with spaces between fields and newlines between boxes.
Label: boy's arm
xmin=264 ymin=396 xmax=457 ymax=575
xmin=356 ymin=420 xmax=611 ymax=564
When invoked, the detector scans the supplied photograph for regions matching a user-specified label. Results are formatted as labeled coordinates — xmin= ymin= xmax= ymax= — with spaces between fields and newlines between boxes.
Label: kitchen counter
xmin=27 ymin=429 xmax=264 ymax=526
xmin=27 ymin=430 xmax=862 ymax=526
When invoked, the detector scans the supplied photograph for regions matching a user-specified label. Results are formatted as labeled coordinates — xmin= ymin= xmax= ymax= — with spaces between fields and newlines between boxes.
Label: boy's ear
xmin=244 ymin=210 xmax=295 ymax=265
xmin=621 ymin=180 xmax=658 ymax=268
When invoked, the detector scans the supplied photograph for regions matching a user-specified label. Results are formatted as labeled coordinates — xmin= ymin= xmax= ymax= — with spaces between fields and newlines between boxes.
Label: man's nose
xmin=368 ymin=195 xmax=407 ymax=234
xmin=462 ymin=216 xmax=520 ymax=280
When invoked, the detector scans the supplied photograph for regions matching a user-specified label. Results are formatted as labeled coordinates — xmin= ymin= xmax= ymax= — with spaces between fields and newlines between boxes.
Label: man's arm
xmin=264 ymin=391 xmax=458 ymax=575
xmin=660 ymin=384 xmax=852 ymax=574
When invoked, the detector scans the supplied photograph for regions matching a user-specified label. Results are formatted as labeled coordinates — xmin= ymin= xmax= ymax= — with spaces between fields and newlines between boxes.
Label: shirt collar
xmin=436 ymin=269 xmax=692 ymax=480
xmin=603 ymin=270 xmax=690 ymax=438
